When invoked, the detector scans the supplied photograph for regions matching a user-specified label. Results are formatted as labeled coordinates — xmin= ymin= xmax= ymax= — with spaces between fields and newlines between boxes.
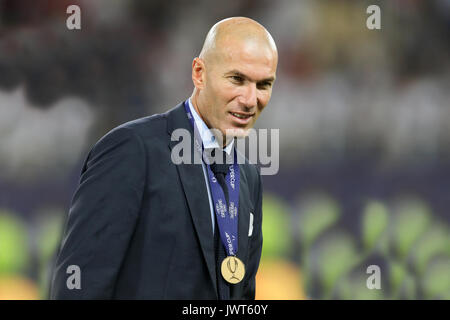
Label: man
xmin=50 ymin=16 xmax=278 ymax=299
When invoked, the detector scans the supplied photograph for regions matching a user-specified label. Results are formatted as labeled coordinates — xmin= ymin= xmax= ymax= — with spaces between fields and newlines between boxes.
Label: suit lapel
xmin=237 ymin=164 xmax=251 ymax=264
xmin=167 ymin=103 xmax=218 ymax=297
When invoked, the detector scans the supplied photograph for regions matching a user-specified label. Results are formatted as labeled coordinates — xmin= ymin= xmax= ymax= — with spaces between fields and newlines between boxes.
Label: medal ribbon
xmin=183 ymin=100 xmax=240 ymax=256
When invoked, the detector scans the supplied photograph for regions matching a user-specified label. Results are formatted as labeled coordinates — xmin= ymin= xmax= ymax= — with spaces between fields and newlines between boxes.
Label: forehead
xmin=215 ymin=37 xmax=277 ymax=80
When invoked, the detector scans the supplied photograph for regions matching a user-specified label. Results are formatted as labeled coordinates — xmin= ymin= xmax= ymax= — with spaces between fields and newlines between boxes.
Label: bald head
xmin=199 ymin=17 xmax=278 ymax=67
xmin=191 ymin=17 xmax=278 ymax=142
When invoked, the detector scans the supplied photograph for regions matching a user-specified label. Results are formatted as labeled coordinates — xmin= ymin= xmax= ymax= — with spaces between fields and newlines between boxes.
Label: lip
xmin=228 ymin=111 xmax=254 ymax=125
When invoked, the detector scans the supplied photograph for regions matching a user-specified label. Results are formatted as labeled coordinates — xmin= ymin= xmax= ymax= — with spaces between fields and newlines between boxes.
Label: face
xmin=193 ymin=38 xmax=277 ymax=142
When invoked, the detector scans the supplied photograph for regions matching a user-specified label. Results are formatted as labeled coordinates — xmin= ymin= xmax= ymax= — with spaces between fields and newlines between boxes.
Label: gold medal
xmin=221 ymin=256 xmax=245 ymax=284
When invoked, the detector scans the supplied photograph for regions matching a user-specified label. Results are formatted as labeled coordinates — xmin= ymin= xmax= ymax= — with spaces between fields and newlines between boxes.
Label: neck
xmin=190 ymin=91 xmax=205 ymax=125
xmin=190 ymin=91 xmax=231 ymax=149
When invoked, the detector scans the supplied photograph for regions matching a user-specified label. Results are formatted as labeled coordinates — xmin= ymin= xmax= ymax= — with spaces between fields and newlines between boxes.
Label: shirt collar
xmin=188 ymin=98 xmax=234 ymax=155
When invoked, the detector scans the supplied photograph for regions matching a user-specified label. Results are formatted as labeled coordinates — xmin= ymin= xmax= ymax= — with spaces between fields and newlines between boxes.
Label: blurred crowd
xmin=0 ymin=0 xmax=449 ymax=299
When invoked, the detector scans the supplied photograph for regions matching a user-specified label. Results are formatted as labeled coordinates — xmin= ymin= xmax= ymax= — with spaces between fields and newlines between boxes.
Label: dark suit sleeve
xmin=50 ymin=127 xmax=146 ymax=299
xmin=243 ymin=165 xmax=263 ymax=299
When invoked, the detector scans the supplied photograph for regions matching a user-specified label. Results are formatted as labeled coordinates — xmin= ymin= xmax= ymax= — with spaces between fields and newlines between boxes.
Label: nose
xmin=240 ymin=83 xmax=258 ymax=111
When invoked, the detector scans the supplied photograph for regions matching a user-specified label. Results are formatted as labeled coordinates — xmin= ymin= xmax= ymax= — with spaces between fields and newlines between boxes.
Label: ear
xmin=192 ymin=57 xmax=206 ymax=89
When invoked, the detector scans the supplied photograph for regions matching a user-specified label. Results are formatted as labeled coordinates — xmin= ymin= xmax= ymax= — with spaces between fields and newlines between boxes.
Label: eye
xmin=230 ymin=75 xmax=244 ymax=83
xmin=257 ymin=81 xmax=272 ymax=90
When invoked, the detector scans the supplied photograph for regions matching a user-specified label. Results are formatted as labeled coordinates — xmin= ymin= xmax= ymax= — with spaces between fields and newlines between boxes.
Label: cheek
xmin=218 ymin=81 xmax=241 ymax=101
xmin=259 ymin=91 xmax=272 ymax=107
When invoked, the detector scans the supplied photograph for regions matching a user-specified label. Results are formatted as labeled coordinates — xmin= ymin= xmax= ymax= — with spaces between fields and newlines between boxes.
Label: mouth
xmin=229 ymin=111 xmax=254 ymax=125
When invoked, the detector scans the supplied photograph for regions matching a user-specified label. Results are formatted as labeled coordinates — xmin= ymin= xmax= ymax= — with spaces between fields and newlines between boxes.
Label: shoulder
xmin=112 ymin=112 xmax=168 ymax=140
xmin=93 ymin=104 xmax=181 ymax=148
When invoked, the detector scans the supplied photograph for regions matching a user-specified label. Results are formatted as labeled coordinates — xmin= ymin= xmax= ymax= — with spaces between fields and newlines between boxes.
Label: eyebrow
xmin=225 ymin=70 xmax=275 ymax=83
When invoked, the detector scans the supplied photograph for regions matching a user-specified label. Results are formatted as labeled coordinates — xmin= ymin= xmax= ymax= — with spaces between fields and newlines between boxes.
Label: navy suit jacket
xmin=50 ymin=102 xmax=263 ymax=299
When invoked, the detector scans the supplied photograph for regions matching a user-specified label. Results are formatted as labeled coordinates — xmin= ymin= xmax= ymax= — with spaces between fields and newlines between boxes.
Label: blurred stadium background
xmin=0 ymin=0 xmax=449 ymax=300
